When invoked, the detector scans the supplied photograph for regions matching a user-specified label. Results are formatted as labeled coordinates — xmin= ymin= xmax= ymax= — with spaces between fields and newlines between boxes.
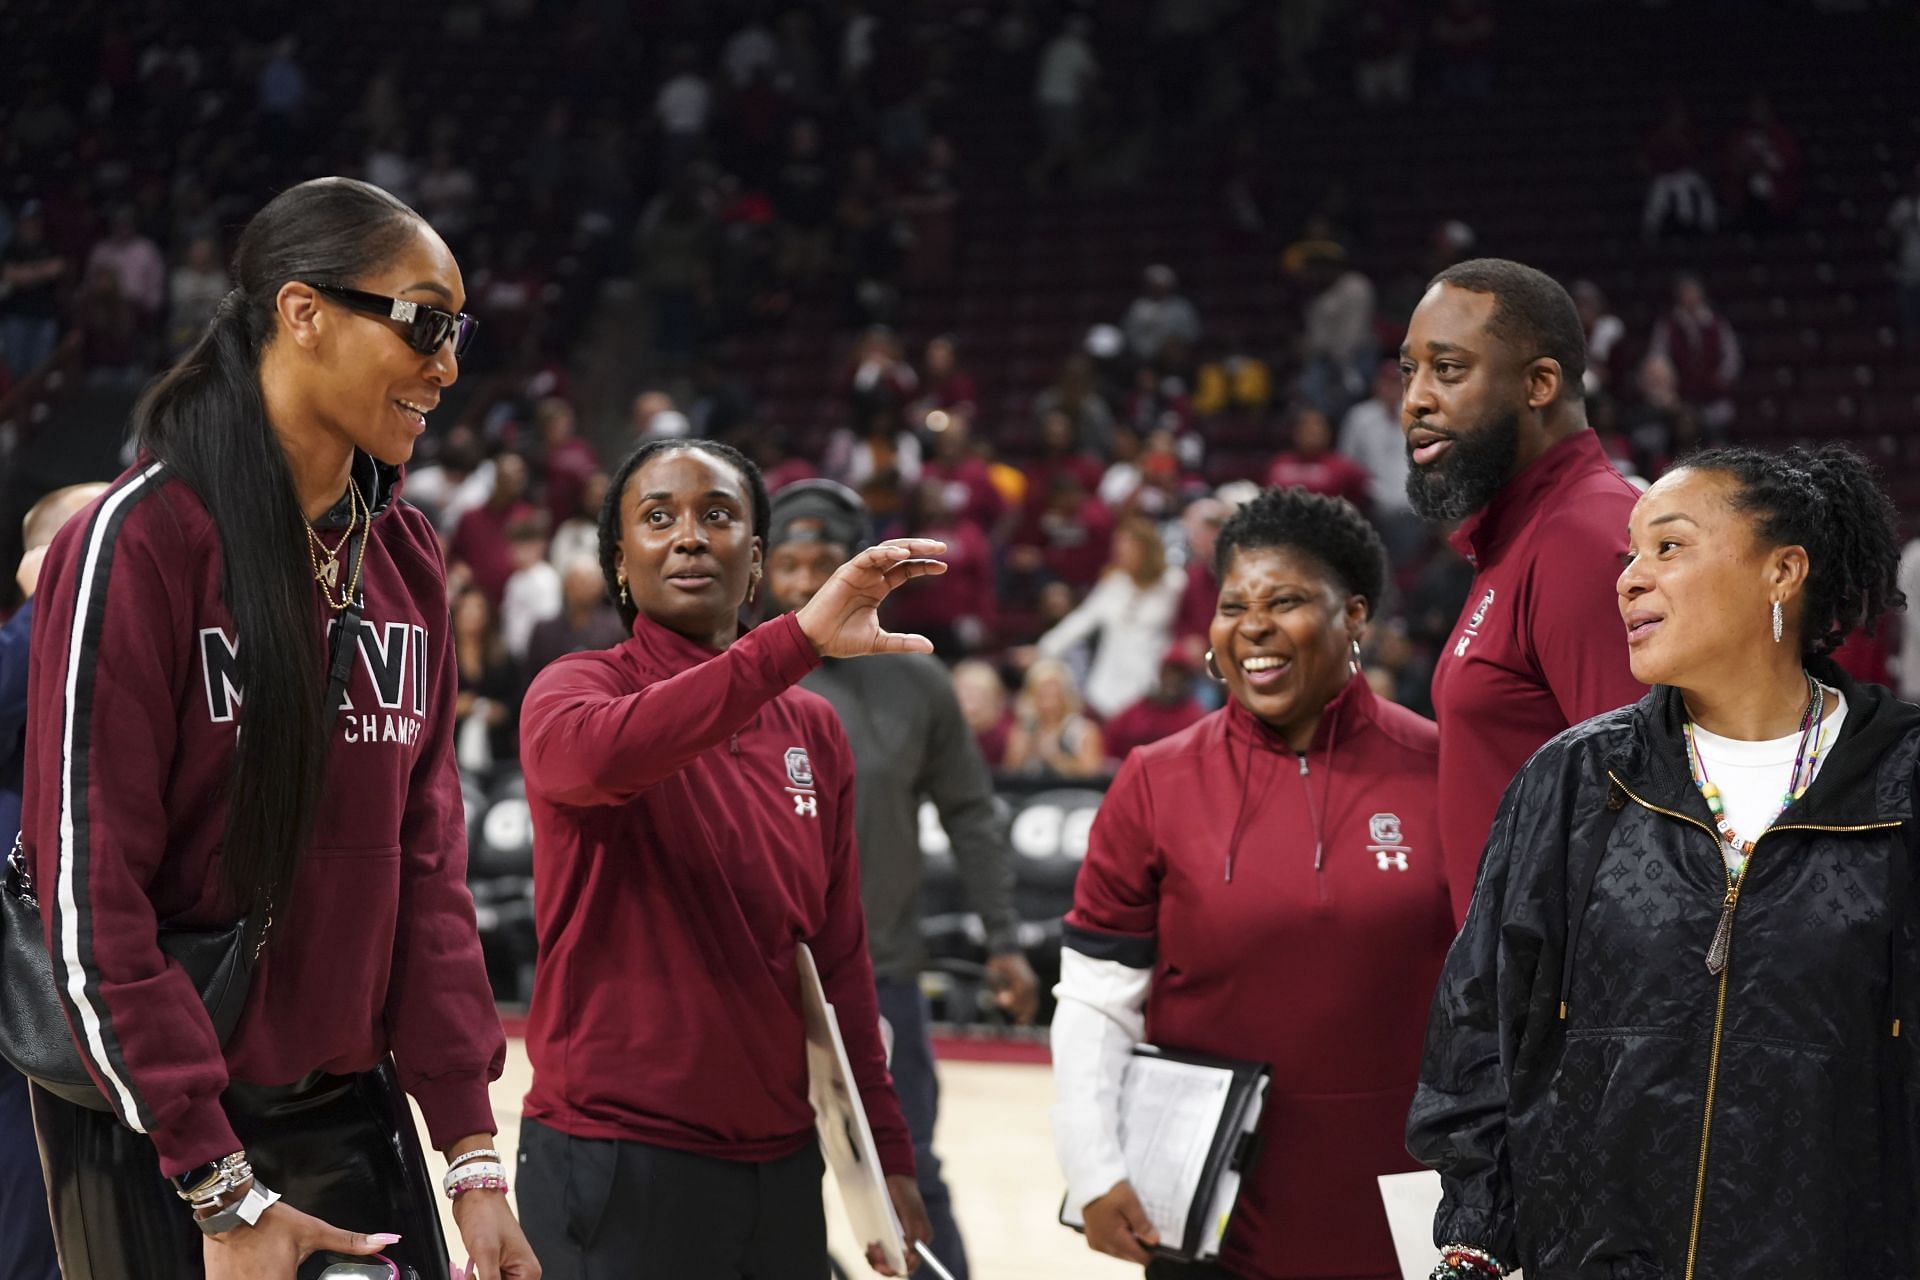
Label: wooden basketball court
xmin=418 ymin=1038 xmax=1137 ymax=1279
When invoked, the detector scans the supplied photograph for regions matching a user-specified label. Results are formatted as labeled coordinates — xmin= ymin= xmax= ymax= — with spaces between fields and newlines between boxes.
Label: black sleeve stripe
xmin=1063 ymin=920 xmax=1156 ymax=969
xmin=54 ymin=462 xmax=167 ymax=1132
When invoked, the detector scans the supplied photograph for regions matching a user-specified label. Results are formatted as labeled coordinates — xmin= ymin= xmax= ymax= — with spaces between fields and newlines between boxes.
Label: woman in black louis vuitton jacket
xmin=1408 ymin=444 xmax=1918 ymax=1280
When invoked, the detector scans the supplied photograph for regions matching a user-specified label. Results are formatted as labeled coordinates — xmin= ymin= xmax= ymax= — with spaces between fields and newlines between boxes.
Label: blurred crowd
xmin=413 ymin=246 xmax=1796 ymax=794
xmin=1 ymin=0 xmax=1912 ymax=793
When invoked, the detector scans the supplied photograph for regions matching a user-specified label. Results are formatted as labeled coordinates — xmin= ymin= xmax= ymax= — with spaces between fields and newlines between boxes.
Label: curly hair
xmin=598 ymin=438 xmax=772 ymax=629
xmin=1214 ymin=486 xmax=1389 ymax=618
xmin=1680 ymin=443 xmax=1905 ymax=656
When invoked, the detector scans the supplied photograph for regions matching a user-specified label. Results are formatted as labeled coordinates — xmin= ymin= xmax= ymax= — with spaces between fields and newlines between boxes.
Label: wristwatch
xmin=171 ymin=1152 xmax=252 ymax=1204
xmin=194 ymin=1180 xmax=282 ymax=1236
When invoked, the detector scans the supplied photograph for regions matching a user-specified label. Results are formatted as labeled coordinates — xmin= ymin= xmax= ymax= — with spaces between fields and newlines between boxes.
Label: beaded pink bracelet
xmin=444 ymin=1173 xmax=509 ymax=1200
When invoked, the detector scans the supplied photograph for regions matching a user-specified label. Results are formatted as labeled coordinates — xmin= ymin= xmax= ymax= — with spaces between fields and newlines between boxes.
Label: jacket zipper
xmin=1299 ymin=753 xmax=1329 ymax=903
xmin=1608 ymin=772 xmax=1900 ymax=1280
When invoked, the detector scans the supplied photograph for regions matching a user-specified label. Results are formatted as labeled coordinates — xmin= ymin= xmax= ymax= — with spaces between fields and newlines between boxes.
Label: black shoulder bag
xmin=0 ymin=548 xmax=363 ymax=1111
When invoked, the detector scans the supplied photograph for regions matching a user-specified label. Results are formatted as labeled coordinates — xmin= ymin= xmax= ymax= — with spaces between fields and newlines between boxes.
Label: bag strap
xmin=323 ymin=525 xmax=366 ymax=728
xmin=251 ymin=525 xmax=366 ymax=955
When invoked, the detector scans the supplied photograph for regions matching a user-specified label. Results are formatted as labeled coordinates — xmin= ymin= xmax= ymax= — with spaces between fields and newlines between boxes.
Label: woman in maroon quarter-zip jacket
xmin=516 ymin=438 xmax=940 ymax=1280
xmin=1051 ymin=487 xmax=1454 ymax=1280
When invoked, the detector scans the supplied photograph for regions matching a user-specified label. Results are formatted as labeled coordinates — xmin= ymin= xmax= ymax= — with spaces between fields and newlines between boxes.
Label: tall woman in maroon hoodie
xmin=516 ymin=438 xmax=939 ymax=1279
xmin=1050 ymin=488 xmax=1455 ymax=1280
xmin=20 ymin=180 xmax=534 ymax=1279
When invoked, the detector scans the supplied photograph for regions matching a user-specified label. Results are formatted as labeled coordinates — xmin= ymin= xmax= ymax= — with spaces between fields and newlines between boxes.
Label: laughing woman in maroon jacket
xmin=516 ymin=438 xmax=939 ymax=1280
xmin=18 ymin=180 xmax=534 ymax=1279
xmin=1051 ymin=487 xmax=1455 ymax=1280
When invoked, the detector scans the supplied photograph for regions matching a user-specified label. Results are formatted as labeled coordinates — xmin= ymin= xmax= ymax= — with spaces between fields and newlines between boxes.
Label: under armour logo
xmin=1376 ymin=850 xmax=1409 ymax=872
xmin=794 ymin=794 xmax=818 ymax=818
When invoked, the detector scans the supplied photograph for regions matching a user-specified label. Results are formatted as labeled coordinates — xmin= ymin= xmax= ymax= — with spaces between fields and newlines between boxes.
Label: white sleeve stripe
xmin=56 ymin=461 xmax=165 ymax=1130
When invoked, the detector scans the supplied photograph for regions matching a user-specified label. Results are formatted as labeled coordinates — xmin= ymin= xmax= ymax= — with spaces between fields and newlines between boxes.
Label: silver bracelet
xmin=441 ymin=1160 xmax=508 ymax=1194
xmin=194 ymin=1180 xmax=281 ymax=1236
xmin=446 ymin=1146 xmax=503 ymax=1172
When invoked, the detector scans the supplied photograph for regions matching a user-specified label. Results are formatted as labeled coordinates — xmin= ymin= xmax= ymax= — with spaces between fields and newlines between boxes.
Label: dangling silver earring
xmin=1204 ymin=649 xmax=1226 ymax=683
xmin=619 ymin=577 xmax=631 ymax=608
xmin=748 ymin=572 xmax=760 ymax=606
xmin=1350 ymin=639 xmax=1363 ymax=677
xmin=1771 ymin=599 xmax=1783 ymax=644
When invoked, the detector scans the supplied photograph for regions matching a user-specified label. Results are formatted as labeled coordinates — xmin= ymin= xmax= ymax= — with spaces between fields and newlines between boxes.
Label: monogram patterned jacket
xmin=1409 ymin=661 xmax=1920 ymax=1278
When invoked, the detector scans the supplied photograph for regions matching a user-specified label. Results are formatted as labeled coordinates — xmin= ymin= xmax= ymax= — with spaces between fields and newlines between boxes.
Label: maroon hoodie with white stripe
xmin=21 ymin=455 xmax=504 ymax=1176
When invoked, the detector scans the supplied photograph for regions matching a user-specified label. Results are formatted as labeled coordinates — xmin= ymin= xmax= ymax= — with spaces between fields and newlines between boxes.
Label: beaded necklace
xmin=1682 ymin=673 xmax=1826 ymax=881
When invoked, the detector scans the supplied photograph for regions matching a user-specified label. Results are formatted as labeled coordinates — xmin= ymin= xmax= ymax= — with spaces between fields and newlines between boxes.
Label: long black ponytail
xmin=135 ymin=177 xmax=420 ymax=923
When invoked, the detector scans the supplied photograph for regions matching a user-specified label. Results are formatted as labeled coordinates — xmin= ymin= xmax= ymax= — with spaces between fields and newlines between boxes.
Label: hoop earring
xmin=1771 ymin=599 xmax=1783 ymax=644
xmin=1204 ymin=648 xmax=1226 ymax=683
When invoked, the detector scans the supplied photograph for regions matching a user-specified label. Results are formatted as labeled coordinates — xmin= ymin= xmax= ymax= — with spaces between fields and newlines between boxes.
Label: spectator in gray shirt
xmin=1123 ymin=264 xmax=1201 ymax=364
xmin=763 ymin=480 xmax=1038 ymax=1280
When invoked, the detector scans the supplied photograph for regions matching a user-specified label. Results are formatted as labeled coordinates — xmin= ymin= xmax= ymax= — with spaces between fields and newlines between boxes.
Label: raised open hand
xmin=793 ymin=539 xmax=948 ymax=659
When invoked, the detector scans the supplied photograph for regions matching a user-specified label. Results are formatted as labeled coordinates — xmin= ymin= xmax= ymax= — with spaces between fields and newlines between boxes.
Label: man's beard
xmin=1404 ymin=410 xmax=1521 ymax=523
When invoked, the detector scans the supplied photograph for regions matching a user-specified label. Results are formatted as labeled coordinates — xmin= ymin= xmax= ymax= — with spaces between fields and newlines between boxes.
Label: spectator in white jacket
xmin=1036 ymin=518 xmax=1186 ymax=719
xmin=499 ymin=514 xmax=563 ymax=662
xmin=1123 ymin=264 xmax=1202 ymax=365
xmin=1898 ymin=537 xmax=1920 ymax=702
xmin=1338 ymin=359 xmax=1427 ymax=568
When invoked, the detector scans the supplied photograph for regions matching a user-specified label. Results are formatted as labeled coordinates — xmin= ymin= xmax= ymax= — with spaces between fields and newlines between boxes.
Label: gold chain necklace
xmin=303 ymin=479 xmax=368 ymax=611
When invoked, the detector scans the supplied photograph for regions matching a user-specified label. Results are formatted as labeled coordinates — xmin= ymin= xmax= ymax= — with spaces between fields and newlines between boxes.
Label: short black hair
xmin=1681 ymin=443 xmax=1906 ymax=656
xmin=1430 ymin=258 xmax=1588 ymax=401
xmin=598 ymin=438 xmax=772 ymax=629
xmin=1214 ymin=487 xmax=1388 ymax=619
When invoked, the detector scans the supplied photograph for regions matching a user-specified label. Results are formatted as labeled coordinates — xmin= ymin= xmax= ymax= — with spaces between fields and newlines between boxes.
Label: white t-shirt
xmin=1337 ymin=397 xmax=1411 ymax=514
xmin=723 ymin=23 xmax=778 ymax=87
xmin=1690 ymin=683 xmax=1847 ymax=873
xmin=501 ymin=561 xmax=563 ymax=662
xmin=654 ymin=74 xmax=712 ymax=135
xmin=1036 ymin=35 xmax=1096 ymax=105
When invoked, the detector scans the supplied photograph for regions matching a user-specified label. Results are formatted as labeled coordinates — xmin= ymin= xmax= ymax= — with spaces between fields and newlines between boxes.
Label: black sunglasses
xmin=308 ymin=283 xmax=478 ymax=358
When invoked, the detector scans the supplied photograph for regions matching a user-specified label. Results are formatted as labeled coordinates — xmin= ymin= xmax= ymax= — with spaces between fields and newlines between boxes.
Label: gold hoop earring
xmin=1204 ymin=648 xmax=1226 ymax=683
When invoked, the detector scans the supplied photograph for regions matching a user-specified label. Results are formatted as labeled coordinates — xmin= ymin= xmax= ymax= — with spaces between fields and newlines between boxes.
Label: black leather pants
xmin=30 ymin=1061 xmax=449 ymax=1280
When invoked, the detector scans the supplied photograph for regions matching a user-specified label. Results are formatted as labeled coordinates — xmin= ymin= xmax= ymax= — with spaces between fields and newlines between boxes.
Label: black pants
xmin=29 ymin=1062 xmax=448 ymax=1280
xmin=1147 ymin=1262 xmax=1241 ymax=1280
xmin=1147 ymin=1261 xmax=1395 ymax=1280
xmin=0 ymin=1063 xmax=59 ymax=1280
xmin=518 ymin=1117 xmax=827 ymax=1280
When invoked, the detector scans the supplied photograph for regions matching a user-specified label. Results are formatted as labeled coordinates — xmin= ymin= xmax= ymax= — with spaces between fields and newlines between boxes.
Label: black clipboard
xmin=1058 ymin=1043 xmax=1272 ymax=1262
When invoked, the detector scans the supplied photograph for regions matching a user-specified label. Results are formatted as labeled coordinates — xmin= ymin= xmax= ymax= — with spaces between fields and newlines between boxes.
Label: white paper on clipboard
xmin=1377 ymin=1171 xmax=1526 ymax=1280
xmin=798 ymin=943 xmax=907 ymax=1275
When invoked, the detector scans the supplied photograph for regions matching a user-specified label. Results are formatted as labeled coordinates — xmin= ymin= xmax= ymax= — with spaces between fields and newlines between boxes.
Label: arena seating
xmin=718 ymin=5 xmax=1920 ymax=514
